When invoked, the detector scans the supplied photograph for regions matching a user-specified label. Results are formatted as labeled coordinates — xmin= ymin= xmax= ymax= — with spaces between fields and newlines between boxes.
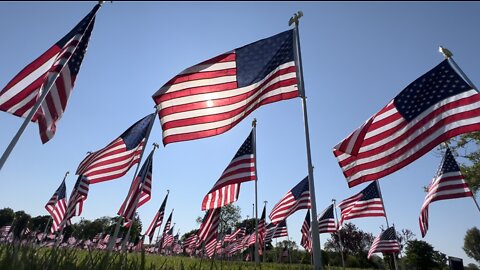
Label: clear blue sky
xmin=1 ymin=1 xmax=479 ymax=265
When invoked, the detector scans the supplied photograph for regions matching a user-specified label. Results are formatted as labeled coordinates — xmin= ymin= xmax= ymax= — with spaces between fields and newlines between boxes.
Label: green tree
xmin=29 ymin=215 xmax=50 ymax=232
xmin=405 ymin=239 xmax=447 ymax=270
xmin=219 ymin=204 xmax=241 ymax=234
xmin=464 ymin=227 xmax=480 ymax=263
xmin=466 ymin=263 xmax=480 ymax=270
xmin=0 ymin=208 xmax=14 ymax=227
xmin=12 ymin=211 xmax=31 ymax=239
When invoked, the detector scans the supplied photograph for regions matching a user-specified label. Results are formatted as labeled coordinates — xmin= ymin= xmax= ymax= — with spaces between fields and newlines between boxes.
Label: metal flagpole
xmin=252 ymin=119 xmax=260 ymax=266
xmin=289 ymin=11 xmax=323 ymax=269
xmin=375 ymin=180 xmax=398 ymax=270
xmin=107 ymin=109 xmax=157 ymax=252
xmin=0 ymin=3 xmax=103 ymax=172
xmin=263 ymin=200 xmax=267 ymax=263
xmin=437 ymin=47 xmax=480 ymax=214
xmin=332 ymin=199 xmax=346 ymax=270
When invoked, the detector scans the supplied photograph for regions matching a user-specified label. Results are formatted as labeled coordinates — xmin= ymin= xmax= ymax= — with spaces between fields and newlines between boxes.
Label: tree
xmin=466 ymin=263 xmax=480 ymax=270
xmin=219 ymin=204 xmax=241 ymax=234
xmin=464 ymin=227 xmax=480 ymax=263
xmin=12 ymin=211 xmax=31 ymax=239
xmin=405 ymin=239 xmax=447 ymax=270
xmin=29 ymin=215 xmax=50 ymax=232
xmin=0 ymin=208 xmax=14 ymax=227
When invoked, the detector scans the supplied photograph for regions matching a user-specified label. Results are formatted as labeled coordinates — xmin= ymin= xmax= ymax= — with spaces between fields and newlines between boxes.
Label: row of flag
xmin=2 ymin=3 xmax=480 ymax=264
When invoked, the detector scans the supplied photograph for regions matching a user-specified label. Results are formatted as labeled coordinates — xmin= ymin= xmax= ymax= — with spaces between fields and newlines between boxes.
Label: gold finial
xmin=252 ymin=118 xmax=257 ymax=127
xmin=439 ymin=46 xmax=453 ymax=59
xmin=289 ymin=11 xmax=304 ymax=26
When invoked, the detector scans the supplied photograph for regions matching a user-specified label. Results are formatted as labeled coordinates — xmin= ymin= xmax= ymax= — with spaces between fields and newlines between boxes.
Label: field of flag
xmin=1 ymin=2 xmax=480 ymax=269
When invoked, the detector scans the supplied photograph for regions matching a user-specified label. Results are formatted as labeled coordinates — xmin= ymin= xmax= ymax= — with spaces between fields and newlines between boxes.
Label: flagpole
xmin=0 ymin=4 xmax=102 ymax=172
xmin=252 ymin=119 xmax=260 ymax=266
xmin=289 ymin=11 xmax=323 ymax=269
xmin=332 ymin=199 xmax=346 ymax=270
xmin=375 ymin=180 xmax=398 ymax=270
xmin=107 ymin=110 xmax=157 ymax=252
xmin=263 ymin=200 xmax=267 ymax=263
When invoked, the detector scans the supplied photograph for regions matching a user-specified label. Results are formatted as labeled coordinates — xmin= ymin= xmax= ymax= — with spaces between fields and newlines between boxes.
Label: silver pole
xmin=263 ymin=200 xmax=267 ymax=263
xmin=252 ymin=119 xmax=260 ymax=266
xmin=107 ymin=110 xmax=157 ymax=251
xmin=375 ymin=180 xmax=398 ymax=270
xmin=332 ymin=199 xmax=345 ymax=270
xmin=290 ymin=11 xmax=323 ymax=269
xmin=0 ymin=6 xmax=101 ymax=172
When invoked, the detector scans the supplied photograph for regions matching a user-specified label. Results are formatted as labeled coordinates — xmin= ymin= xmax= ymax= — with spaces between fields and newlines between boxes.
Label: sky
xmin=0 ymin=1 xmax=479 ymax=266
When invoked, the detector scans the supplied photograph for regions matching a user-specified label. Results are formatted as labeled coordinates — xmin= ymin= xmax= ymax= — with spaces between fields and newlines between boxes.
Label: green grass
xmin=0 ymin=243 xmax=369 ymax=270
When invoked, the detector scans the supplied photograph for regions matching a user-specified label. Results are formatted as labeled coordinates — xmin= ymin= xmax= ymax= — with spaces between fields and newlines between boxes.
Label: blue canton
xmin=121 ymin=113 xmax=155 ymax=150
xmin=394 ymin=60 xmax=471 ymax=122
xmin=291 ymin=176 xmax=309 ymax=199
xmin=236 ymin=30 xmax=294 ymax=88
xmin=360 ymin=181 xmax=381 ymax=201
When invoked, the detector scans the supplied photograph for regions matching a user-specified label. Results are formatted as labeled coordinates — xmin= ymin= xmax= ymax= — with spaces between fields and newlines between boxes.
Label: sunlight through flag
xmin=152 ymin=30 xmax=298 ymax=145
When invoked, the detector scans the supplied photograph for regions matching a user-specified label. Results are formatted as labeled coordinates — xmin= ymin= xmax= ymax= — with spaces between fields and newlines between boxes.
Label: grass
xmin=0 ymin=242 xmax=369 ymax=270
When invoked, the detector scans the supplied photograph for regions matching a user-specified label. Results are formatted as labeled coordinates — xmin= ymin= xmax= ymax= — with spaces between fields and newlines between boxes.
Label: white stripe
xmin=0 ymin=56 xmax=57 ymax=106
xmin=347 ymin=115 xmax=480 ymax=182
xmin=178 ymin=60 xmax=236 ymax=76
xmin=162 ymin=84 xmax=298 ymax=137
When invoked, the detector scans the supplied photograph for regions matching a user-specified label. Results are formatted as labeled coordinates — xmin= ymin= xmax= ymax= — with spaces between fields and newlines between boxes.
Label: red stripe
xmin=347 ymin=123 xmax=480 ymax=187
xmin=342 ymin=107 xmax=480 ymax=176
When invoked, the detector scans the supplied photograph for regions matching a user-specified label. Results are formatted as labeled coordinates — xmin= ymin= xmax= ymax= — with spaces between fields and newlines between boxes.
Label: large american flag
xmin=0 ymin=5 xmax=100 ymax=143
xmin=300 ymin=210 xmax=312 ymax=253
xmin=144 ymin=191 xmax=169 ymax=243
xmin=419 ymin=147 xmax=473 ymax=237
xmin=162 ymin=226 xmax=175 ymax=249
xmin=60 ymin=175 xmax=89 ymax=228
xmin=76 ymin=113 xmax=155 ymax=184
xmin=117 ymin=149 xmax=154 ymax=224
xmin=367 ymin=226 xmax=400 ymax=259
xmin=338 ymin=181 xmax=385 ymax=226
xmin=45 ymin=179 xmax=67 ymax=233
xmin=269 ymin=177 xmax=311 ymax=224
xmin=152 ymin=30 xmax=298 ymax=145
xmin=318 ymin=204 xmax=337 ymax=234
xmin=202 ymin=130 xmax=255 ymax=210
xmin=197 ymin=208 xmax=220 ymax=245
xmin=333 ymin=60 xmax=480 ymax=188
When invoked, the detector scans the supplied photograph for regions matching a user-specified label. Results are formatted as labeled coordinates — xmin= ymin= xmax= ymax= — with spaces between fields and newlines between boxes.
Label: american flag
xmin=205 ymin=238 xmax=218 ymax=258
xmin=152 ymin=29 xmax=298 ymax=145
xmin=118 ymin=148 xmax=154 ymax=223
xmin=159 ymin=210 xmax=173 ymax=249
xmin=0 ymin=5 xmax=100 ymax=143
xmin=162 ymin=226 xmax=175 ymax=249
xmin=45 ymin=179 xmax=67 ymax=233
xmin=318 ymin=204 xmax=337 ymax=234
xmin=144 ymin=191 xmax=169 ymax=243
xmin=257 ymin=205 xmax=266 ymax=246
xmin=272 ymin=220 xmax=288 ymax=239
xmin=300 ymin=210 xmax=312 ymax=253
xmin=367 ymin=226 xmax=400 ymax=259
xmin=264 ymin=223 xmax=276 ymax=243
xmin=338 ymin=181 xmax=385 ymax=227
xmin=184 ymin=234 xmax=199 ymax=250
xmin=333 ymin=60 xmax=480 ymax=188
xmin=269 ymin=177 xmax=311 ymax=224
xmin=202 ymin=130 xmax=255 ymax=210
xmin=76 ymin=113 xmax=155 ymax=184
xmin=197 ymin=208 xmax=220 ymax=245
xmin=60 ymin=175 xmax=89 ymax=228
xmin=224 ymin=227 xmax=245 ymax=243
xmin=419 ymin=147 xmax=473 ymax=237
